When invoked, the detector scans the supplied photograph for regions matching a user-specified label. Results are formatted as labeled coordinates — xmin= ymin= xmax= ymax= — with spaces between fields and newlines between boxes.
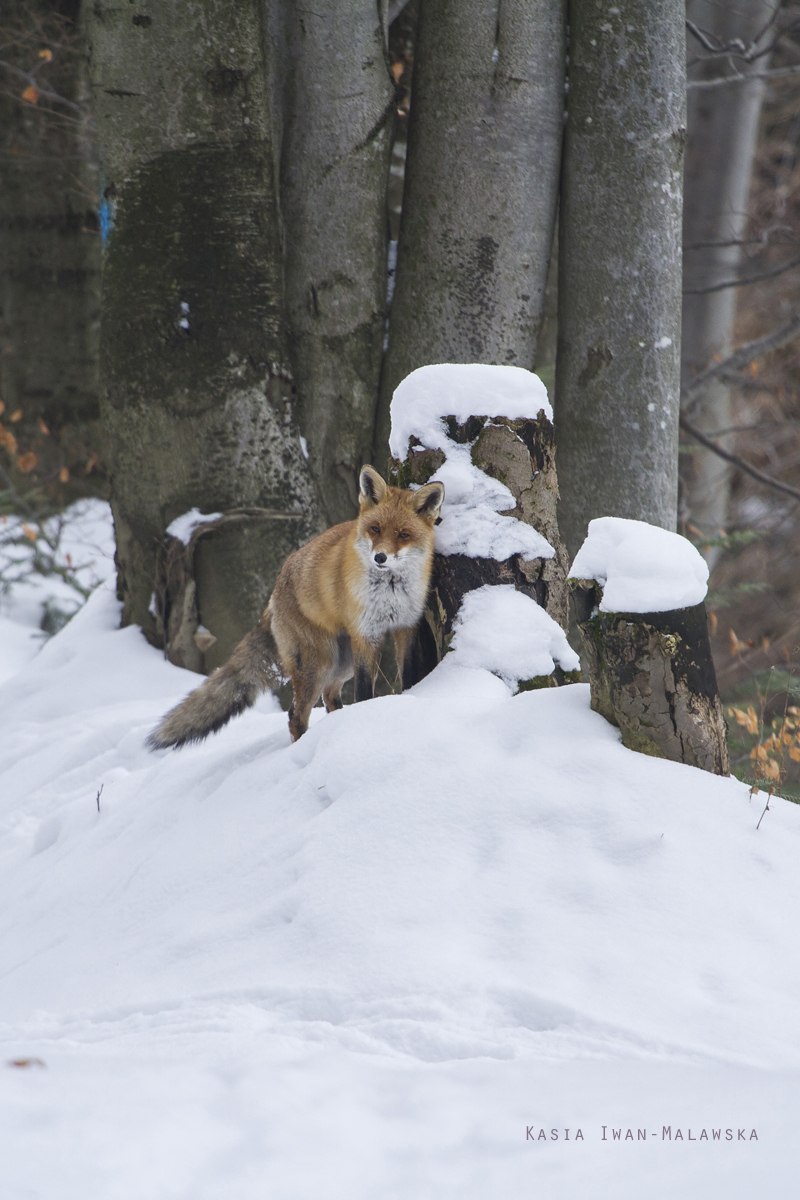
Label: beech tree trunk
xmin=376 ymin=0 xmax=566 ymax=461
xmin=556 ymin=0 xmax=685 ymax=559
xmin=571 ymin=579 xmax=729 ymax=775
xmin=389 ymin=409 xmax=571 ymax=680
xmin=682 ymin=1 xmax=773 ymax=558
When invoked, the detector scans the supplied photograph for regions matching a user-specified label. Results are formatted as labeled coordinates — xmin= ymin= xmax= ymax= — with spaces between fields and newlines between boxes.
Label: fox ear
xmin=412 ymin=481 xmax=444 ymax=521
xmin=359 ymin=465 xmax=388 ymax=508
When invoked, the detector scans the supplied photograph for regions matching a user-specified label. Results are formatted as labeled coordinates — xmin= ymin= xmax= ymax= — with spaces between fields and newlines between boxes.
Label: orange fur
xmin=149 ymin=467 xmax=444 ymax=748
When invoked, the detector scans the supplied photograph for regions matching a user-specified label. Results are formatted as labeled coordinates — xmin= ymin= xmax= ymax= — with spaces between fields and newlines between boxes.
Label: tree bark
xmin=389 ymin=409 xmax=571 ymax=679
xmin=556 ymin=0 xmax=685 ymax=559
xmin=279 ymin=0 xmax=393 ymax=525
xmin=682 ymin=1 xmax=773 ymax=559
xmin=376 ymin=0 xmax=566 ymax=461
xmin=0 ymin=0 xmax=102 ymax=491
xmin=572 ymin=579 xmax=729 ymax=775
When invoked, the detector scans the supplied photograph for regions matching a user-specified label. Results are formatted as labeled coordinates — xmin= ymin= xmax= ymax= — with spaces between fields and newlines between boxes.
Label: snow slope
xmin=1 ymin=573 xmax=799 ymax=1198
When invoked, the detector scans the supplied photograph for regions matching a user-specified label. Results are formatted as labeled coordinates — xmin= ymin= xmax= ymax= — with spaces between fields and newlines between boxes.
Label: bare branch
xmin=680 ymin=315 xmax=800 ymax=505
xmin=682 ymin=314 xmax=800 ymax=402
xmin=688 ymin=61 xmax=800 ymax=89
xmin=679 ymin=415 xmax=800 ymax=503
xmin=0 ymin=57 xmax=86 ymax=116
xmin=683 ymin=251 xmax=800 ymax=295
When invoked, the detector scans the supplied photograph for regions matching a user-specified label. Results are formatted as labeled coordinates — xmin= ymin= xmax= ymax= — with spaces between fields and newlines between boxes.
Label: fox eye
xmin=398 ymin=530 xmax=410 ymax=539
xmin=370 ymin=524 xmax=380 ymax=535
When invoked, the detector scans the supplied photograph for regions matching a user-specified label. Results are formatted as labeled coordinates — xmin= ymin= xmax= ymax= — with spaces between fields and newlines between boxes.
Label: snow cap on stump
xmin=569 ymin=517 xmax=708 ymax=614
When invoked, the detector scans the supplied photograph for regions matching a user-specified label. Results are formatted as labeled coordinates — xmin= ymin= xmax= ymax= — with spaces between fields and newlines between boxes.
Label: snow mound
xmin=389 ymin=365 xmax=554 ymax=562
xmin=447 ymin=585 xmax=580 ymax=688
xmin=569 ymin=516 xmax=709 ymax=613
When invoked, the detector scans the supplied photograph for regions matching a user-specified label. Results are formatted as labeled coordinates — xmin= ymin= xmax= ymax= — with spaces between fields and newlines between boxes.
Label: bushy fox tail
xmin=147 ymin=614 xmax=284 ymax=750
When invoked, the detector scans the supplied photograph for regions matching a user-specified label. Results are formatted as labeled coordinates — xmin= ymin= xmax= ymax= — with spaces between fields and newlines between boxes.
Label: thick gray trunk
xmin=556 ymin=0 xmax=685 ymax=559
xmin=86 ymin=0 xmax=321 ymax=666
xmin=682 ymin=1 xmax=773 ymax=556
xmin=0 ymin=0 xmax=102 ymax=489
xmin=280 ymin=1 xmax=394 ymax=523
xmin=376 ymin=0 xmax=566 ymax=463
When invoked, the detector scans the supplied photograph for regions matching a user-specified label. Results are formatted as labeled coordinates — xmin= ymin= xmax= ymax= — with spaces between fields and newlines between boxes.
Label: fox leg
xmin=322 ymin=681 xmax=344 ymax=712
xmin=351 ymin=639 xmax=380 ymax=703
xmin=287 ymin=665 xmax=323 ymax=741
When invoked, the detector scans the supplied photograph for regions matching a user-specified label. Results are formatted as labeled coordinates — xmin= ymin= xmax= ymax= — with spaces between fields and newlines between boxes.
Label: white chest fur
xmin=353 ymin=538 xmax=429 ymax=644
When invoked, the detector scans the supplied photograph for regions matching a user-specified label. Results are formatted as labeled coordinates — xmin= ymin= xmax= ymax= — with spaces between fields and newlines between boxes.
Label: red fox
xmin=148 ymin=466 xmax=444 ymax=746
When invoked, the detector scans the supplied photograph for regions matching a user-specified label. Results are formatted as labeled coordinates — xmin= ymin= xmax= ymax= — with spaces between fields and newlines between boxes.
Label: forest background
xmin=2 ymin=0 xmax=800 ymax=787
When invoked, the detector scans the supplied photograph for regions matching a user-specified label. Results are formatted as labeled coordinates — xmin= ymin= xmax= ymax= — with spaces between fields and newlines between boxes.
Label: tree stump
xmin=388 ymin=410 xmax=572 ymax=685
xmin=570 ymin=579 xmax=729 ymax=775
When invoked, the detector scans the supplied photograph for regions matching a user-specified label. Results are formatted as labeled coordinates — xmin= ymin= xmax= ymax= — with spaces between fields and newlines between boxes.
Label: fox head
xmin=356 ymin=466 xmax=444 ymax=570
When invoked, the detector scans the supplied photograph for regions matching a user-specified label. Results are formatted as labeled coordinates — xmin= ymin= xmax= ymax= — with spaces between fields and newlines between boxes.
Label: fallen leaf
xmin=17 ymin=451 xmax=38 ymax=473
xmin=21 ymin=85 xmax=40 ymax=105
xmin=8 ymin=1058 xmax=46 ymax=1068
xmin=9 ymin=408 xmax=22 ymax=422
xmin=38 ymin=48 xmax=53 ymax=62
xmin=0 ymin=426 xmax=18 ymax=454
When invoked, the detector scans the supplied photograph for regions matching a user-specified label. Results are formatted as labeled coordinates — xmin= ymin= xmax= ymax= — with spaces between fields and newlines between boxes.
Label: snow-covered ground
xmin=1 ymin=503 xmax=799 ymax=1198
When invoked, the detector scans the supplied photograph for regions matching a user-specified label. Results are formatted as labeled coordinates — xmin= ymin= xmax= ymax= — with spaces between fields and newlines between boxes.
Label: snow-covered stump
xmin=569 ymin=519 xmax=729 ymax=775
xmin=387 ymin=365 xmax=573 ymax=688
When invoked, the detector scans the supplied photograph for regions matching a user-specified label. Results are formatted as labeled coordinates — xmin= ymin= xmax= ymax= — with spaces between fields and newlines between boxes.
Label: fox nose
xmin=374 ymin=552 xmax=387 ymax=565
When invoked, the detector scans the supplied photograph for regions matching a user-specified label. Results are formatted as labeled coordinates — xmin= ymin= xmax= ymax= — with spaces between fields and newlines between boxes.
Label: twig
xmin=96 ymin=784 xmax=103 ymax=813
xmin=756 ymin=787 xmax=775 ymax=830
xmin=679 ymin=415 xmax=800 ymax=503
xmin=0 ymin=57 xmax=89 ymax=118
xmin=689 ymin=61 xmax=800 ymax=89
xmin=682 ymin=314 xmax=800 ymax=402
xmin=683 ymin=251 xmax=800 ymax=295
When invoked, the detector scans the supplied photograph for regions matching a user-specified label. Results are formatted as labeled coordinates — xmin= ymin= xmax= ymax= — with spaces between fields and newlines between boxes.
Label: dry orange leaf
xmin=85 ymin=451 xmax=99 ymax=474
xmin=21 ymin=523 xmax=37 ymax=542
xmin=8 ymin=1057 xmax=45 ymax=1068
xmin=0 ymin=399 xmax=4 ymax=415
xmin=38 ymin=48 xmax=53 ymax=62
xmin=763 ymin=758 xmax=781 ymax=781
xmin=390 ymin=61 xmax=405 ymax=84
xmin=0 ymin=426 xmax=18 ymax=455
xmin=9 ymin=408 xmax=22 ymax=422
xmin=59 ymin=465 xmax=70 ymax=483
xmin=17 ymin=451 xmax=38 ymax=473
xmin=707 ymin=609 xmax=717 ymax=637
xmin=21 ymin=85 xmax=40 ymax=104
xmin=37 ymin=416 xmax=49 ymax=435
xmin=728 ymin=627 xmax=749 ymax=655
xmin=790 ymin=746 xmax=800 ymax=762
xmin=749 ymin=360 xmax=759 ymax=377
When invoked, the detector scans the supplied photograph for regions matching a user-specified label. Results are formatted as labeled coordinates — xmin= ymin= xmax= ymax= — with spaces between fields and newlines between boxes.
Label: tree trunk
xmin=571 ymin=579 xmax=729 ymax=775
xmin=555 ymin=0 xmax=685 ymax=559
xmin=389 ymin=409 xmax=571 ymax=678
xmin=0 ymin=0 xmax=102 ymax=492
xmin=279 ymin=0 xmax=394 ymax=524
xmin=376 ymin=0 xmax=566 ymax=462
xmin=86 ymin=0 xmax=320 ymax=666
xmin=682 ymin=1 xmax=773 ymax=559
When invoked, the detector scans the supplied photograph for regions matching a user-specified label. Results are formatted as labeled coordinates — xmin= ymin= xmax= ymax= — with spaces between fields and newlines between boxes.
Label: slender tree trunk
xmin=682 ymin=1 xmax=773 ymax=558
xmin=280 ymin=1 xmax=394 ymax=524
xmin=376 ymin=0 xmax=566 ymax=463
xmin=555 ymin=0 xmax=685 ymax=559
xmin=0 ymin=0 xmax=102 ymax=490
